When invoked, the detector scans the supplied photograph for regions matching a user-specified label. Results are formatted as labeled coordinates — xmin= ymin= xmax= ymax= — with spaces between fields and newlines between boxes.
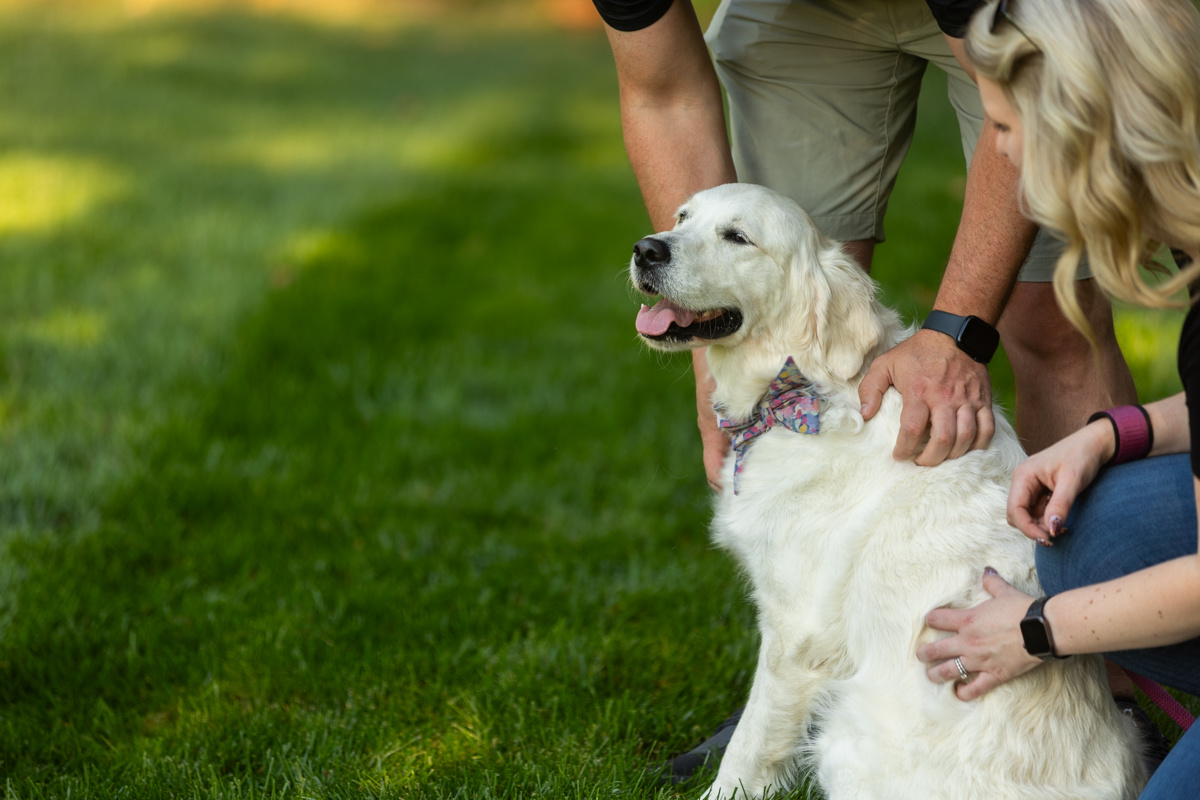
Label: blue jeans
xmin=1036 ymin=453 xmax=1199 ymax=800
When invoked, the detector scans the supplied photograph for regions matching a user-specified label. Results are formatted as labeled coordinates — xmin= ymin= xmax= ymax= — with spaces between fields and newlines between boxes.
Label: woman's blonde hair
xmin=965 ymin=0 xmax=1200 ymax=344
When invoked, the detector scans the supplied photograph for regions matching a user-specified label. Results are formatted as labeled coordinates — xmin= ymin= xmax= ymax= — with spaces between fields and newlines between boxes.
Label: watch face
xmin=960 ymin=317 xmax=1000 ymax=362
xmin=1020 ymin=616 xmax=1053 ymax=656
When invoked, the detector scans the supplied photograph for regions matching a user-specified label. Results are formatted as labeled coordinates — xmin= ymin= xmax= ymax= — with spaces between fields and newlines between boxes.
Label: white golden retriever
xmin=629 ymin=184 xmax=1144 ymax=800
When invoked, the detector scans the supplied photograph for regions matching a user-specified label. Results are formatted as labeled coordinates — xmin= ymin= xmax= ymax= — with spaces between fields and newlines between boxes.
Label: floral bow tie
xmin=715 ymin=357 xmax=821 ymax=494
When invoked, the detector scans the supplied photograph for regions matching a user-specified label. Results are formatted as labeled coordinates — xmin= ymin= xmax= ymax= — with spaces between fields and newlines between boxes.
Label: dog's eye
xmin=723 ymin=229 xmax=752 ymax=245
xmin=676 ymin=211 xmax=688 ymax=225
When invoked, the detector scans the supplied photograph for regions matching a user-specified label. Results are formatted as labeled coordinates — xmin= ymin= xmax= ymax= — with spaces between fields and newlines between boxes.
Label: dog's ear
xmin=808 ymin=247 xmax=885 ymax=382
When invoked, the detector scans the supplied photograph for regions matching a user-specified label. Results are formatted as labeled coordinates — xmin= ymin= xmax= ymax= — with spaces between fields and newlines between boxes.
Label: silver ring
xmin=954 ymin=657 xmax=969 ymax=683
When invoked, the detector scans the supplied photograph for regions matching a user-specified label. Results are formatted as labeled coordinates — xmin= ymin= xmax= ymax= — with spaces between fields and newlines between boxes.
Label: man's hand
xmin=858 ymin=329 xmax=995 ymax=466
xmin=699 ymin=405 xmax=729 ymax=492
xmin=692 ymin=348 xmax=728 ymax=491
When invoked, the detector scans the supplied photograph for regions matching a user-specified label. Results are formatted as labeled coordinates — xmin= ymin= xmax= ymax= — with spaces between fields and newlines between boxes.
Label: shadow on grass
xmin=0 ymin=50 xmax=759 ymax=793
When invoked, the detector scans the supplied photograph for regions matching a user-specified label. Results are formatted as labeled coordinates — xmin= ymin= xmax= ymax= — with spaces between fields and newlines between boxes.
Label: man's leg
xmin=998 ymin=279 xmax=1137 ymax=454
xmin=843 ymin=240 xmax=877 ymax=274
xmin=707 ymin=0 xmax=929 ymax=246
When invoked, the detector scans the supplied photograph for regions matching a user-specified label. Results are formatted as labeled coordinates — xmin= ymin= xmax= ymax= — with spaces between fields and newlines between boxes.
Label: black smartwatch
xmin=1020 ymin=596 xmax=1068 ymax=661
xmin=921 ymin=310 xmax=1000 ymax=364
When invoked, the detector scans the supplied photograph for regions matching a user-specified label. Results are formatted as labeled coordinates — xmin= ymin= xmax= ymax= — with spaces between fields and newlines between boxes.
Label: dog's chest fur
xmin=711 ymin=388 xmax=1035 ymax=665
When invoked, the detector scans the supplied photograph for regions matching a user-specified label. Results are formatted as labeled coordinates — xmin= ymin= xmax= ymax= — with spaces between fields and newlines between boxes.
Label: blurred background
xmin=0 ymin=0 xmax=1184 ymax=797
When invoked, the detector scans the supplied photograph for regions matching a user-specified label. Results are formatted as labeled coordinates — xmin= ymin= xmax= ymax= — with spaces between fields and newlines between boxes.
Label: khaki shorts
xmin=705 ymin=0 xmax=1075 ymax=282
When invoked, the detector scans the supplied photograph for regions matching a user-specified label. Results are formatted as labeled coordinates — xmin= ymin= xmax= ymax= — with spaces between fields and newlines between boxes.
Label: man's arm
xmin=603 ymin=0 xmax=736 ymax=230
xmin=604 ymin=0 xmax=737 ymax=490
xmin=857 ymin=35 xmax=1038 ymax=467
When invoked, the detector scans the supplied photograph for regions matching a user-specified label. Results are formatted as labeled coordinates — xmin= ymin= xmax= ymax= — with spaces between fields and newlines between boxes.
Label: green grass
xmin=0 ymin=3 xmax=1188 ymax=798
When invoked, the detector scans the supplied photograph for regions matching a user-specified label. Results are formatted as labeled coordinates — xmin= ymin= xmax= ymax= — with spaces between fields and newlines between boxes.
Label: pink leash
xmin=1126 ymin=670 xmax=1195 ymax=731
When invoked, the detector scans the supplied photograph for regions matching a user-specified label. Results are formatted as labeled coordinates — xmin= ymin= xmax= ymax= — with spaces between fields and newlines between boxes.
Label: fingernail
xmin=860 ymin=404 xmax=869 ymax=415
xmin=984 ymin=566 xmax=998 ymax=577
xmin=1037 ymin=537 xmax=1053 ymax=548
xmin=1049 ymin=515 xmax=1063 ymax=537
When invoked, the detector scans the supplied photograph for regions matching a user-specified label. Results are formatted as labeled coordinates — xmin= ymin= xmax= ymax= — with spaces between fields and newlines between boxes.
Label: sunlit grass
xmin=16 ymin=309 xmax=107 ymax=349
xmin=0 ymin=154 xmax=129 ymax=235
xmin=1115 ymin=306 xmax=1186 ymax=402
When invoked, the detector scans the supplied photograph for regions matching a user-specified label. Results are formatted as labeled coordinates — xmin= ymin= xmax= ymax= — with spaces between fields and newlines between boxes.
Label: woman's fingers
xmin=924 ymin=606 xmax=967 ymax=633
xmin=957 ymin=670 xmax=1003 ymax=701
xmin=1008 ymin=465 xmax=1054 ymax=542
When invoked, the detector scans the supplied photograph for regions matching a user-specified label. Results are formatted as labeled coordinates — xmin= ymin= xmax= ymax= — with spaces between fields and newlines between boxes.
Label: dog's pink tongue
xmin=636 ymin=299 xmax=696 ymax=335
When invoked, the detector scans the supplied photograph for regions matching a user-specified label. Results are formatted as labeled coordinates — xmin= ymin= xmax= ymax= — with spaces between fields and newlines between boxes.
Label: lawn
xmin=0 ymin=1 xmax=1187 ymax=798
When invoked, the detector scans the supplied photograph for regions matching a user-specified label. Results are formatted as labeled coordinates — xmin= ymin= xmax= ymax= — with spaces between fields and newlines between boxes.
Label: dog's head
xmin=631 ymin=184 xmax=894 ymax=390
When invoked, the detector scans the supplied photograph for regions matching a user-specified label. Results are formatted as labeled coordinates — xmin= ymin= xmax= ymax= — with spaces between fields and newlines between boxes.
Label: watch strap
xmin=1021 ymin=595 xmax=1067 ymax=661
xmin=921 ymin=310 xmax=999 ymax=364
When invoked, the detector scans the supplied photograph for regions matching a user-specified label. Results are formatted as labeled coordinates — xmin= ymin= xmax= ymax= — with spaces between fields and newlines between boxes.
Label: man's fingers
xmin=699 ymin=423 xmax=729 ymax=493
xmin=857 ymin=358 xmax=891 ymax=421
xmin=703 ymin=450 xmax=725 ymax=492
xmin=973 ymin=405 xmax=995 ymax=452
xmin=893 ymin=399 xmax=930 ymax=462
xmin=948 ymin=404 xmax=979 ymax=460
xmin=915 ymin=406 xmax=956 ymax=466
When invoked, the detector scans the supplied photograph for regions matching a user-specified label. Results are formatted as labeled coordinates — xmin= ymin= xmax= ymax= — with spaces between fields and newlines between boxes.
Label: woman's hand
xmin=916 ymin=569 xmax=1043 ymax=701
xmin=1007 ymin=421 xmax=1113 ymax=543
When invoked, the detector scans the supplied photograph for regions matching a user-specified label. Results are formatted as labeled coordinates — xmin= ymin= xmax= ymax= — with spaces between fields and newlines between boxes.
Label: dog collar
xmin=715 ymin=356 xmax=821 ymax=494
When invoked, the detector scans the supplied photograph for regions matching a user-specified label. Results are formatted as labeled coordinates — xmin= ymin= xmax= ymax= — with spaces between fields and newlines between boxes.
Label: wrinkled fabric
xmin=716 ymin=357 xmax=821 ymax=494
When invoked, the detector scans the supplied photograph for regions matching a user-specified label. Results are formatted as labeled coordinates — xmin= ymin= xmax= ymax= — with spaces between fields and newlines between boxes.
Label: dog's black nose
xmin=633 ymin=237 xmax=670 ymax=270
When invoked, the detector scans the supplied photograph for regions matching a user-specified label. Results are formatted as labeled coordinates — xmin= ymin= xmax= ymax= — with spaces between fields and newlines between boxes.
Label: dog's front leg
xmin=705 ymin=634 xmax=824 ymax=800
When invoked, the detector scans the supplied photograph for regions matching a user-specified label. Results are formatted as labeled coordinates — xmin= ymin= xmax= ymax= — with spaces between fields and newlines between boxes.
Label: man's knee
xmin=999 ymin=280 xmax=1119 ymax=365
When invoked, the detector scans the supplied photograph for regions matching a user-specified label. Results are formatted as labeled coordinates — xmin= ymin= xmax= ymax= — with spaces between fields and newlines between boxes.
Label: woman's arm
xmin=1045 ymin=541 xmax=1200 ymax=656
xmin=919 ymin=493 xmax=1200 ymax=701
xmin=1145 ymin=391 xmax=1192 ymax=456
xmin=919 ymin=548 xmax=1200 ymax=700
xmin=920 ymin=402 xmax=1200 ymax=700
xmin=1008 ymin=392 xmax=1189 ymax=541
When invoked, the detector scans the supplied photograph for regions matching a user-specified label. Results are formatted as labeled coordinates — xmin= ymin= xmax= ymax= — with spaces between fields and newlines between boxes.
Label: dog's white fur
xmin=631 ymin=184 xmax=1144 ymax=800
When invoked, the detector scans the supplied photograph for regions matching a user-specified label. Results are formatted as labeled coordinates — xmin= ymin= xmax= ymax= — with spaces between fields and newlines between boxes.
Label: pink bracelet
xmin=1087 ymin=405 xmax=1153 ymax=466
